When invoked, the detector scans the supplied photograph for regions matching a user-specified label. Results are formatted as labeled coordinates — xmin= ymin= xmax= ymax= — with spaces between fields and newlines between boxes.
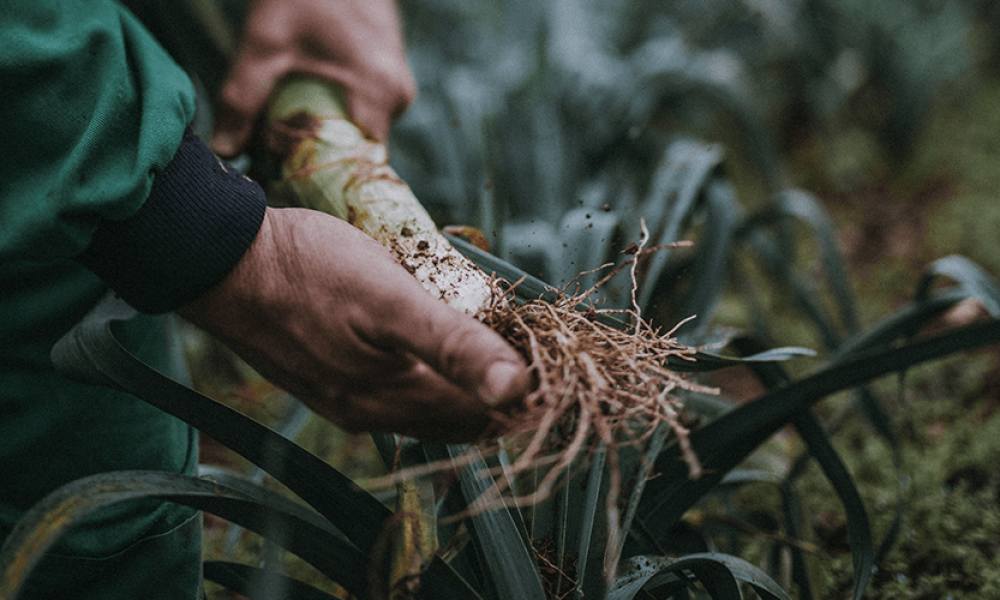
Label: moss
xmin=793 ymin=354 xmax=1000 ymax=599
xmin=689 ymin=349 xmax=999 ymax=600
xmin=907 ymin=75 xmax=1000 ymax=278
xmin=925 ymin=194 xmax=1000 ymax=277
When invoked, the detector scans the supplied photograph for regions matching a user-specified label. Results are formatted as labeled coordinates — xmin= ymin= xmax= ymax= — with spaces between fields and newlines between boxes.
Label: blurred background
xmin=390 ymin=0 xmax=998 ymax=302
xmin=186 ymin=1 xmax=1000 ymax=598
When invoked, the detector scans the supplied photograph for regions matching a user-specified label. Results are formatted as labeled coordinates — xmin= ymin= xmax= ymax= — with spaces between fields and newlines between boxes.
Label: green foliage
xmin=2 ymin=234 xmax=998 ymax=599
xmin=3 ymin=1 xmax=1000 ymax=599
xmin=794 ymin=356 xmax=1000 ymax=599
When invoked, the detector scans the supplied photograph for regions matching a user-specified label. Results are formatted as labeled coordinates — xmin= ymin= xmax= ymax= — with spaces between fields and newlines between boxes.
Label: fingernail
xmin=480 ymin=361 xmax=524 ymax=407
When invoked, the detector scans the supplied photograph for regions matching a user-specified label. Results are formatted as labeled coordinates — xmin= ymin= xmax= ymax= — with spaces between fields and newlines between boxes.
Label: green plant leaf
xmin=0 ymin=470 xmax=367 ymax=600
xmin=727 ymin=336 xmax=880 ymax=600
xmin=780 ymin=479 xmax=815 ymax=600
xmin=790 ymin=411 xmax=873 ymax=600
xmin=553 ymin=206 xmax=621 ymax=294
xmin=611 ymin=427 xmax=672 ymax=558
xmin=736 ymin=216 xmax=844 ymax=351
xmin=523 ymin=447 xmax=599 ymax=597
xmin=48 ymin=296 xmax=482 ymax=600
xmin=430 ymin=444 xmax=548 ymax=600
xmin=700 ymin=469 xmax=817 ymax=600
xmin=671 ymin=179 xmax=741 ymax=343
xmin=821 ymin=288 xmax=979 ymax=543
xmin=203 ymin=561 xmax=340 ymax=600
xmin=637 ymin=139 xmax=725 ymax=311
xmin=916 ymin=254 xmax=1000 ymax=317
xmin=574 ymin=445 xmax=611 ymax=600
xmin=611 ymin=553 xmax=793 ymax=600
xmin=688 ymin=347 xmax=819 ymax=369
xmin=777 ymin=190 xmax=862 ymax=334
xmin=831 ymin=289 xmax=968 ymax=361
xmin=610 ymin=555 xmax=689 ymax=600
xmin=195 ymin=465 xmax=351 ymax=546
xmin=49 ymin=297 xmax=392 ymax=553
xmin=637 ymin=319 xmax=1000 ymax=529
xmin=446 ymin=232 xmax=568 ymax=305
xmin=626 ymin=44 xmax=780 ymax=194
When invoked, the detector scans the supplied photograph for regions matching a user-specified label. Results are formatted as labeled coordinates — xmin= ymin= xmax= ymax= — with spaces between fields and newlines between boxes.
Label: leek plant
xmin=2 ymin=1 xmax=999 ymax=599
xmin=4 ymin=80 xmax=1000 ymax=600
xmin=1 ymin=200 xmax=998 ymax=600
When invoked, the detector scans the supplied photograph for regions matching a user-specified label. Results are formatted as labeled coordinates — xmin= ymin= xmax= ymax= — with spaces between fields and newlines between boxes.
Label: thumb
xmin=379 ymin=296 xmax=532 ymax=410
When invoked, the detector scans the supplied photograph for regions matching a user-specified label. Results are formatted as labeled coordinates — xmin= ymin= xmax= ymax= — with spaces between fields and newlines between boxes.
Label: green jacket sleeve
xmin=1 ymin=0 xmax=268 ymax=314
xmin=0 ymin=0 xmax=196 ymax=261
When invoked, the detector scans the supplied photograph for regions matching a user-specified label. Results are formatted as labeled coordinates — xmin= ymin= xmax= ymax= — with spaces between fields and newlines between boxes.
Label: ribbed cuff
xmin=77 ymin=127 xmax=267 ymax=314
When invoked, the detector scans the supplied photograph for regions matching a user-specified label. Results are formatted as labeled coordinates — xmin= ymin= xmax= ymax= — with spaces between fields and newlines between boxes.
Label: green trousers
xmin=0 ymin=265 xmax=202 ymax=599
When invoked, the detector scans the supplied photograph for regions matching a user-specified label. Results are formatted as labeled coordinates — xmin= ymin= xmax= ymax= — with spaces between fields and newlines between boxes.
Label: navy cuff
xmin=77 ymin=127 xmax=267 ymax=314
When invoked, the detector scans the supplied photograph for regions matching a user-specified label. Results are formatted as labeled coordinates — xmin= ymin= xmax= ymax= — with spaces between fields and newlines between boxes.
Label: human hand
xmin=177 ymin=208 xmax=531 ymax=443
xmin=211 ymin=0 xmax=415 ymax=157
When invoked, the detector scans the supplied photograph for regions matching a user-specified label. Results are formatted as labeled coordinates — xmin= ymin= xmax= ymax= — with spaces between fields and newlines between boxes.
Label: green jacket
xmin=1 ymin=1 xmax=265 ymax=596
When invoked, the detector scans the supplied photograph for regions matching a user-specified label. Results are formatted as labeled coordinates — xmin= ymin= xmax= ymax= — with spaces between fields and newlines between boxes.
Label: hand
xmin=211 ymin=0 xmax=415 ymax=157
xmin=177 ymin=208 xmax=531 ymax=443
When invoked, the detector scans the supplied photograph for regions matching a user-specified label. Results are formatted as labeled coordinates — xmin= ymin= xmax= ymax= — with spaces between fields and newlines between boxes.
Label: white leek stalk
xmin=266 ymin=77 xmax=496 ymax=316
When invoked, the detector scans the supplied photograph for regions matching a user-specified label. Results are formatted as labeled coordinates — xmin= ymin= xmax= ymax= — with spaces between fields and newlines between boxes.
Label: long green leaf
xmin=637 ymin=319 xmax=1000 ymax=527
xmin=613 ymin=426 xmax=672 ymax=552
xmin=830 ymin=289 xmax=967 ymax=361
xmin=780 ymin=479 xmax=815 ymax=600
xmin=682 ymin=553 xmax=793 ymax=600
xmin=736 ymin=217 xmax=844 ymax=351
xmin=203 ymin=561 xmax=340 ymax=600
xmin=49 ymin=295 xmax=481 ymax=600
xmin=0 ymin=471 xmax=367 ymax=600
xmin=692 ymin=466 xmax=818 ymax=600
xmin=553 ymin=207 xmax=621 ymax=295
xmin=916 ymin=254 xmax=1000 ymax=317
xmin=626 ymin=52 xmax=781 ymax=195
xmin=576 ymin=445 xmax=610 ymax=600
xmin=430 ymin=444 xmax=548 ymax=600
xmin=729 ymin=337 xmax=877 ymax=600
xmin=609 ymin=556 xmax=689 ymax=600
xmin=195 ymin=465 xmax=350 ymax=545
xmin=777 ymin=190 xmax=862 ymax=334
xmin=637 ymin=139 xmax=725 ymax=311
xmin=672 ymin=178 xmax=740 ymax=344
xmin=50 ymin=296 xmax=392 ymax=554
xmin=611 ymin=553 xmax=793 ymax=600
xmin=822 ymin=292 xmax=967 ymax=565
xmin=790 ymin=411 xmax=873 ymax=600
xmin=524 ymin=448 xmax=598 ymax=598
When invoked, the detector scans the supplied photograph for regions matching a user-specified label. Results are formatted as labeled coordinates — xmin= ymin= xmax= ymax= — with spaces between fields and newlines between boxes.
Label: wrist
xmin=175 ymin=207 xmax=278 ymax=330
